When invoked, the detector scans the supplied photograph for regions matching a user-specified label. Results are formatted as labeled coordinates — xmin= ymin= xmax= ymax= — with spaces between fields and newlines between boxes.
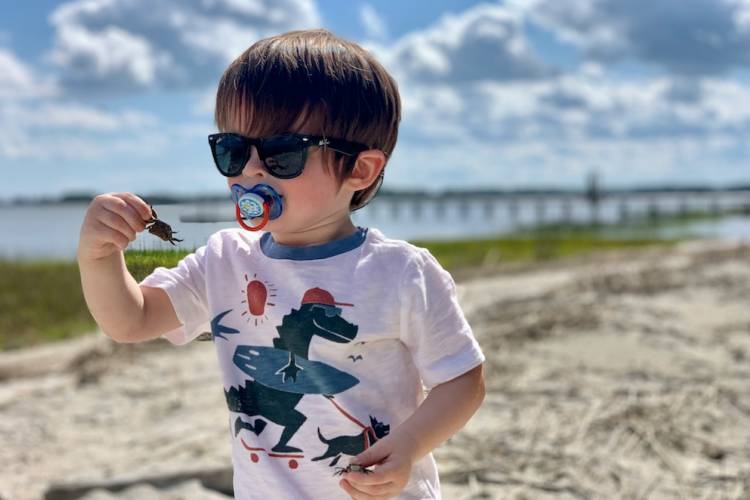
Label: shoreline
xmin=1 ymin=231 xmax=684 ymax=352
xmin=1 ymin=207 xmax=748 ymax=263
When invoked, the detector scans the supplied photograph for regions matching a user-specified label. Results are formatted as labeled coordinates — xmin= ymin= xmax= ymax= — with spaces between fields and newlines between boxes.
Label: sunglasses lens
xmin=264 ymin=152 xmax=306 ymax=178
xmin=212 ymin=134 xmax=250 ymax=176
xmin=260 ymin=136 xmax=308 ymax=178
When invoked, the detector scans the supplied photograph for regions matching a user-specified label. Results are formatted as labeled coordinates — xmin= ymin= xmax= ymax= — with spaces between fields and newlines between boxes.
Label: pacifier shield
xmin=230 ymin=183 xmax=283 ymax=232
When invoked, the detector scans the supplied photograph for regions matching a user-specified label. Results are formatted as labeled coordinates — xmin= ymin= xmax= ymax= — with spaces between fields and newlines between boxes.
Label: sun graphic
xmin=240 ymin=273 xmax=277 ymax=326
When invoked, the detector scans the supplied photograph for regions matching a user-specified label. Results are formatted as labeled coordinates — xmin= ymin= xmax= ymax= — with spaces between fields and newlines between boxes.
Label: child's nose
xmin=241 ymin=146 xmax=266 ymax=178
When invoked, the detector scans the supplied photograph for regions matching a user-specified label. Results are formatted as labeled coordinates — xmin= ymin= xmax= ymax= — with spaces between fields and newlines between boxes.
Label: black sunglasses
xmin=207 ymin=132 xmax=369 ymax=179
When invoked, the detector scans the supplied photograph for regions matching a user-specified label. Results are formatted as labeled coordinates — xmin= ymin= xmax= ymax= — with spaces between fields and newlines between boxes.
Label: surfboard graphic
xmin=233 ymin=345 xmax=359 ymax=395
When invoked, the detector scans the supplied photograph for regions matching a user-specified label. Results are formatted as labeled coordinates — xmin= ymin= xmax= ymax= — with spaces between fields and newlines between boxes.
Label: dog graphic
xmin=312 ymin=416 xmax=390 ymax=467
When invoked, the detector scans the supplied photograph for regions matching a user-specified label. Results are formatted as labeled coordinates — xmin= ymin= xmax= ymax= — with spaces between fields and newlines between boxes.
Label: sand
xmin=1 ymin=239 xmax=749 ymax=499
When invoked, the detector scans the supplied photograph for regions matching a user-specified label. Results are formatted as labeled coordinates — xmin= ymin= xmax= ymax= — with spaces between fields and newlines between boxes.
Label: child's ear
xmin=344 ymin=150 xmax=386 ymax=191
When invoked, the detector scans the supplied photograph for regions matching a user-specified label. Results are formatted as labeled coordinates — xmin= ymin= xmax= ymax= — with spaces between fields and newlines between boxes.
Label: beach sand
xmin=1 ymin=239 xmax=749 ymax=499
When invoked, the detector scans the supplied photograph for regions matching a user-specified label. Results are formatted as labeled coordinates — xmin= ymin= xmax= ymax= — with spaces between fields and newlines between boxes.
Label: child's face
xmin=223 ymin=117 xmax=354 ymax=237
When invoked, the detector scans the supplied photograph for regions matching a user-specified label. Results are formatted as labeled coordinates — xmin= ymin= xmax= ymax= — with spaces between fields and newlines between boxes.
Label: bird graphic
xmin=348 ymin=355 xmax=363 ymax=362
xmin=211 ymin=309 xmax=240 ymax=341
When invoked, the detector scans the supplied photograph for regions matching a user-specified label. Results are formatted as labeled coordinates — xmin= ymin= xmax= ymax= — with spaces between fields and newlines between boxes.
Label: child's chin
xmin=258 ymin=218 xmax=280 ymax=231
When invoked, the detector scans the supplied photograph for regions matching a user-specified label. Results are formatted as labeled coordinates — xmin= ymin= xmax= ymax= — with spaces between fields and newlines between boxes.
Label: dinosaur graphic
xmin=312 ymin=416 xmax=390 ymax=466
xmin=226 ymin=288 xmax=359 ymax=454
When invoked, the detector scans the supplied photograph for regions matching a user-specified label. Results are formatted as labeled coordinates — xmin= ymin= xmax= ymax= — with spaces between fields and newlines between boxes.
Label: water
xmin=1 ymin=195 xmax=749 ymax=260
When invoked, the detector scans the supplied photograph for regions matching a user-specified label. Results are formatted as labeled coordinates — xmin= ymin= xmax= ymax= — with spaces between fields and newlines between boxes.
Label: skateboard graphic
xmin=241 ymin=436 xmax=304 ymax=469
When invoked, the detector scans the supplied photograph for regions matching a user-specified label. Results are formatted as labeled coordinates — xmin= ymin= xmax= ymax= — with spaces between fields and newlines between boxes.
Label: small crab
xmin=333 ymin=464 xmax=374 ymax=477
xmin=145 ymin=204 xmax=183 ymax=245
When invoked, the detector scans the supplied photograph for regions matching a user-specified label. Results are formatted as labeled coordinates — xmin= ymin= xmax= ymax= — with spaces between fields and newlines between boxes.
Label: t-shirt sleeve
xmin=399 ymin=248 xmax=485 ymax=389
xmin=138 ymin=245 xmax=211 ymax=345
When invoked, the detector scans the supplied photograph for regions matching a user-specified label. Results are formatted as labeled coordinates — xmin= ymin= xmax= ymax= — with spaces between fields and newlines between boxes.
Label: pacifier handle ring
xmin=235 ymin=202 xmax=270 ymax=231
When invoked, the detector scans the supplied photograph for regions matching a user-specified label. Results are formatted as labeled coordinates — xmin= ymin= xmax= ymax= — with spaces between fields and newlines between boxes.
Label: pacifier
xmin=230 ymin=183 xmax=284 ymax=231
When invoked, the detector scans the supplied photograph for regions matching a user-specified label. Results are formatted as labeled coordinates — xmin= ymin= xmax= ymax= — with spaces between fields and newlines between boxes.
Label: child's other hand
xmin=77 ymin=192 xmax=154 ymax=261
xmin=339 ymin=433 xmax=417 ymax=499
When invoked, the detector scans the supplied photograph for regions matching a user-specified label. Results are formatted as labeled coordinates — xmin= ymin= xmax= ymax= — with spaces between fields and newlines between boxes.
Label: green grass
xmin=0 ymin=231 xmax=676 ymax=351
xmin=0 ymin=249 xmax=193 ymax=351
xmin=0 ymin=260 xmax=98 ymax=351
xmin=413 ymin=229 xmax=674 ymax=270
xmin=527 ymin=209 xmax=729 ymax=236
xmin=123 ymin=248 xmax=192 ymax=282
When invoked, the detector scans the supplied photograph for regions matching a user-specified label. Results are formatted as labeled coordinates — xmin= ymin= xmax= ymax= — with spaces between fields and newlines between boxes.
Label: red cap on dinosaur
xmin=301 ymin=287 xmax=354 ymax=307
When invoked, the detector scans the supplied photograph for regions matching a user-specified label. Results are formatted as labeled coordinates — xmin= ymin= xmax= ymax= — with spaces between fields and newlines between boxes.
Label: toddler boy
xmin=78 ymin=29 xmax=485 ymax=499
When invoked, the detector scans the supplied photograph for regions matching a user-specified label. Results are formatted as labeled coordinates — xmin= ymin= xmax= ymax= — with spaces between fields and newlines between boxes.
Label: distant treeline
xmin=3 ymin=184 xmax=750 ymax=206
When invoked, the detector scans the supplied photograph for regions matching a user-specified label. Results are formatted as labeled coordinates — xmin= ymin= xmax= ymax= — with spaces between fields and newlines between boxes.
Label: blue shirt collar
xmin=260 ymin=226 xmax=368 ymax=260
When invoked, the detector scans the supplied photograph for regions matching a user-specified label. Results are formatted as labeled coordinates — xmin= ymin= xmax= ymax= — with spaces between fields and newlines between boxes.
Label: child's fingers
xmin=344 ymin=468 xmax=391 ymax=486
xmin=338 ymin=478 xmax=393 ymax=500
xmin=338 ymin=479 xmax=359 ymax=499
xmin=115 ymin=192 xmax=154 ymax=222
xmin=79 ymin=193 xmax=149 ymax=258
xmin=101 ymin=195 xmax=148 ymax=233
xmin=340 ymin=476 xmax=396 ymax=496
xmin=97 ymin=208 xmax=137 ymax=243
xmin=94 ymin=220 xmax=132 ymax=250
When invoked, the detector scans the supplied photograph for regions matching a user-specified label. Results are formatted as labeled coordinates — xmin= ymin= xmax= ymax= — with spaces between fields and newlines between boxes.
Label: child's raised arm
xmin=77 ymin=192 xmax=181 ymax=343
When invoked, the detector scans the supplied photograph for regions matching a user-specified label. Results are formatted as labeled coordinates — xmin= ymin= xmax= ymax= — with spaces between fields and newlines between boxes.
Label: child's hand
xmin=339 ymin=433 xmax=417 ymax=499
xmin=77 ymin=192 xmax=154 ymax=261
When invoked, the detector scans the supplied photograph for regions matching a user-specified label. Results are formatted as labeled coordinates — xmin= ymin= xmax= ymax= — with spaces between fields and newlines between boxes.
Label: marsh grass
xmin=1 ymin=230 xmax=676 ymax=351
xmin=0 ymin=260 xmax=95 ymax=350
xmin=0 ymin=249 xmax=192 ymax=351
xmin=414 ymin=228 xmax=677 ymax=271
xmin=123 ymin=248 xmax=193 ymax=282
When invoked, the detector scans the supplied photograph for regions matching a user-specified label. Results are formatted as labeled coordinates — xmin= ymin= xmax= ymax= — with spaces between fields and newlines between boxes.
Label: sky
xmin=2 ymin=0 xmax=750 ymax=200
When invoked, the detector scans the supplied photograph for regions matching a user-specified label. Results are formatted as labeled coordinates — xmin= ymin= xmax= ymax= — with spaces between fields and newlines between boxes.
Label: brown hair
xmin=214 ymin=29 xmax=401 ymax=210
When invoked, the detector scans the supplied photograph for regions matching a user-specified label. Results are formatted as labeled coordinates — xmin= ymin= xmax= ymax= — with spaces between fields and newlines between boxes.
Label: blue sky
xmin=2 ymin=0 xmax=750 ymax=200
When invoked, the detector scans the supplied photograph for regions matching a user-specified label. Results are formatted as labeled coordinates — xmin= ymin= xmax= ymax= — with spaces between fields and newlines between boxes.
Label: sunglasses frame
xmin=207 ymin=132 xmax=369 ymax=180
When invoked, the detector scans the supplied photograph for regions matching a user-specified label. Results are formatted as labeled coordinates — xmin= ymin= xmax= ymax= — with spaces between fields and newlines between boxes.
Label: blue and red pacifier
xmin=230 ymin=183 xmax=283 ymax=231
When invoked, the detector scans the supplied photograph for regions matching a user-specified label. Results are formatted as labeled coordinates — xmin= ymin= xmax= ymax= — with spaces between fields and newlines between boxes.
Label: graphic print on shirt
xmin=223 ymin=286 xmax=364 ymax=462
xmin=313 ymin=414 xmax=391 ymax=466
xmin=210 ymin=309 xmax=240 ymax=340
xmin=241 ymin=273 xmax=278 ymax=327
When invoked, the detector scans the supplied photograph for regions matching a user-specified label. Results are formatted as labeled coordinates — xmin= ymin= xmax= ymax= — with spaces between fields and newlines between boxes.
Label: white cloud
xmin=360 ymin=4 xmax=388 ymax=40
xmin=48 ymin=24 xmax=171 ymax=90
xmin=5 ymin=0 xmax=750 ymax=194
xmin=0 ymin=130 xmax=168 ymax=161
xmin=526 ymin=0 xmax=750 ymax=75
xmin=3 ymin=102 xmax=157 ymax=131
xmin=46 ymin=0 xmax=322 ymax=94
xmin=0 ymin=47 xmax=161 ymax=161
xmin=389 ymin=58 xmax=750 ymax=187
xmin=0 ymin=48 xmax=58 ymax=99
xmin=353 ymin=1 xmax=750 ymax=187
xmin=368 ymin=3 xmax=555 ymax=84
xmin=0 ymin=101 xmax=162 ymax=159
xmin=390 ymin=126 xmax=750 ymax=189
xmin=496 ymin=75 xmax=746 ymax=138
xmin=0 ymin=49 xmax=34 ymax=93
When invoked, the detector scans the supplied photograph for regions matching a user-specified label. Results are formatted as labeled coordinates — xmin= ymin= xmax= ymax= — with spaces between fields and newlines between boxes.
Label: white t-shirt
xmin=139 ymin=226 xmax=485 ymax=500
